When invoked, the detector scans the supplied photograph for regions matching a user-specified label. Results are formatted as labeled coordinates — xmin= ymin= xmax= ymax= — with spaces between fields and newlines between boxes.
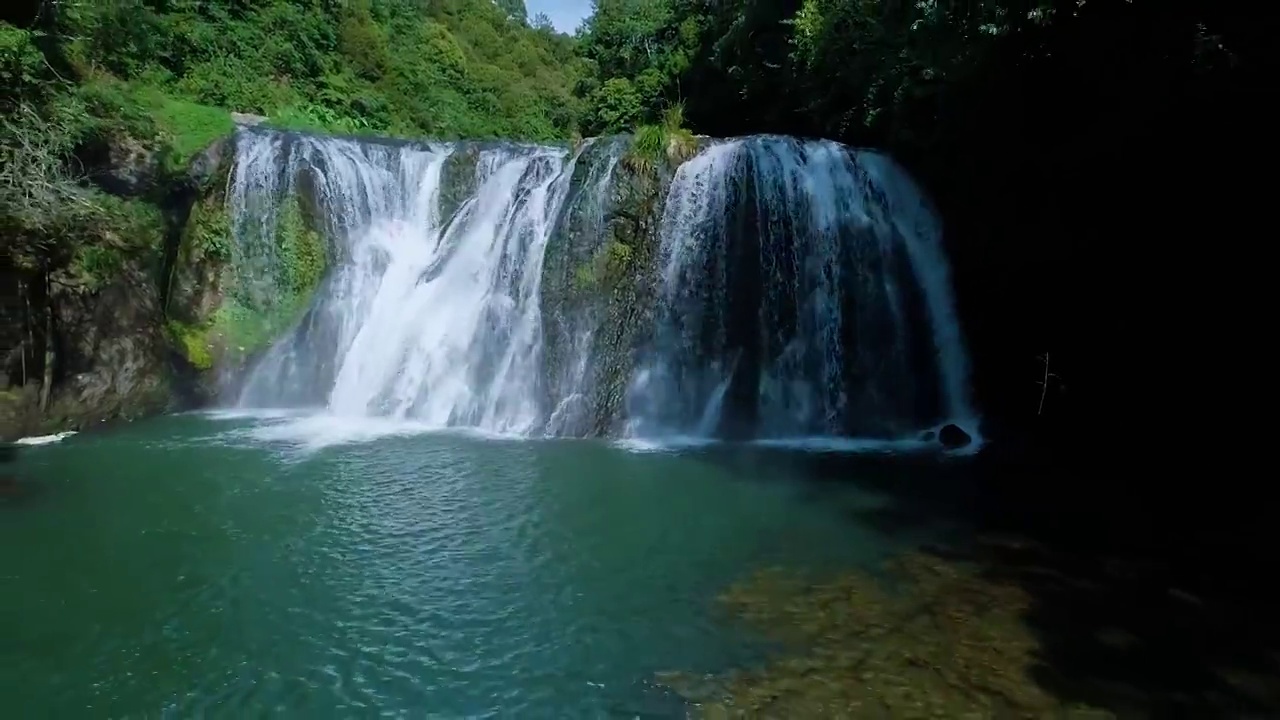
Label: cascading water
xmin=230 ymin=129 xmax=594 ymax=435
xmin=219 ymin=128 xmax=975 ymax=447
xmin=627 ymin=136 xmax=977 ymax=443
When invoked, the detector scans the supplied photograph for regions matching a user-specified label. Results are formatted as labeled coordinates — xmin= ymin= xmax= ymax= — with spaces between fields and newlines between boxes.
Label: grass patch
xmin=623 ymin=101 xmax=698 ymax=174
xmin=77 ymin=75 xmax=233 ymax=168
xmin=141 ymin=89 xmax=235 ymax=167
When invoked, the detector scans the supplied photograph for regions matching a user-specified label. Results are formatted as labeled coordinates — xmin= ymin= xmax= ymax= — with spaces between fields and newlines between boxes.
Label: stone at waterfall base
xmin=938 ymin=423 xmax=972 ymax=449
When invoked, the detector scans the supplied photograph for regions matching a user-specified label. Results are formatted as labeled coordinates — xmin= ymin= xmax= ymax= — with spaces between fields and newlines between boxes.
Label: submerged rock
xmin=660 ymin=553 xmax=1115 ymax=718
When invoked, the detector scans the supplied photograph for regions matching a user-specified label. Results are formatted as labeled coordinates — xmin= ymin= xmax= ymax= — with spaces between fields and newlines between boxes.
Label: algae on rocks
xmin=659 ymin=553 xmax=1116 ymax=719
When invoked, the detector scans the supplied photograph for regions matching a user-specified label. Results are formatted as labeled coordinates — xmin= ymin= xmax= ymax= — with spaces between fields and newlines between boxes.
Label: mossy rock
xmin=167 ymin=190 xmax=329 ymax=378
xmin=439 ymin=144 xmax=481 ymax=224
xmin=167 ymin=191 xmax=232 ymax=328
xmin=540 ymin=138 xmax=670 ymax=436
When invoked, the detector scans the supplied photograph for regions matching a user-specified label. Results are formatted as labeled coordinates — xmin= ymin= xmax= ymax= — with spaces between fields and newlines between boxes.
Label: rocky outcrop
xmin=1 ymin=231 xmax=175 ymax=440
xmin=230 ymin=112 xmax=268 ymax=128
xmin=41 ymin=261 xmax=173 ymax=430
xmin=540 ymin=136 xmax=678 ymax=435
xmin=439 ymin=143 xmax=481 ymax=223
xmin=79 ymin=132 xmax=165 ymax=198
xmin=0 ymin=130 xmax=240 ymax=441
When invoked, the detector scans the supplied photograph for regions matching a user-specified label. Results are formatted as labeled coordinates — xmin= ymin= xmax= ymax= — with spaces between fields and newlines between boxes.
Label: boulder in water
xmin=938 ymin=423 xmax=972 ymax=449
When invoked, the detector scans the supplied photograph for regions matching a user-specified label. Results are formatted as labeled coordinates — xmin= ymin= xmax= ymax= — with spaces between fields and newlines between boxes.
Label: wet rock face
xmin=43 ymin=263 xmax=173 ymax=432
xmin=185 ymin=137 xmax=232 ymax=192
xmin=539 ymin=138 xmax=672 ymax=437
xmin=0 ymin=391 xmax=28 ymax=442
xmin=439 ymin=144 xmax=481 ymax=225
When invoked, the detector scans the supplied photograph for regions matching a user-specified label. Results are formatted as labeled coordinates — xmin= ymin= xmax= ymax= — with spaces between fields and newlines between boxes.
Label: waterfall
xmin=217 ymin=129 xmax=975 ymax=446
xmin=628 ymin=136 xmax=977 ymax=442
xmin=229 ymin=130 xmax=596 ymax=435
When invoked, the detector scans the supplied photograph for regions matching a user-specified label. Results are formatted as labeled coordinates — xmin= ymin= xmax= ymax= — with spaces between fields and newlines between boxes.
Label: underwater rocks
xmin=660 ymin=552 xmax=1114 ymax=718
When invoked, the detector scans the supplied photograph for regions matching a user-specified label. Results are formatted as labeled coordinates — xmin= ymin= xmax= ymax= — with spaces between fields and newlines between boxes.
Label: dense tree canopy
xmin=55 ymin=0 xmax=584 ymax=140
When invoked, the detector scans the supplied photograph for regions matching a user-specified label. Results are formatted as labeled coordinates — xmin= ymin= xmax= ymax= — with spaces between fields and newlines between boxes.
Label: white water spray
xmin=231 ymin=131 xmax=586 ymax=436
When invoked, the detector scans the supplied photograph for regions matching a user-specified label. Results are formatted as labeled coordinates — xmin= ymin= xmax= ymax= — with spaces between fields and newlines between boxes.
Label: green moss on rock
xmin=275 ymin=197 xmax=326 ymax=297
xmin=187 ymin=194 xmax=232 ymax=261
xmin=573 ymin=239 xmax=634 ymax=294
xmin=166 ymin=319 xmax=213 ymax=370
xmin=167 ymin=188 xmax=329 ymax=378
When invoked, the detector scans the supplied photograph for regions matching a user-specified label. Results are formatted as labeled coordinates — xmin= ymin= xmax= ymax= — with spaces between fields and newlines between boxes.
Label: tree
xmin=496 ymin=0 xmax=527 ymax=25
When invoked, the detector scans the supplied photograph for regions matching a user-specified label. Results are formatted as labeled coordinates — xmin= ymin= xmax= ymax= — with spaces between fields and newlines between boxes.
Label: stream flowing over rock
xmin=202 ymin=128 xmax=980 ymax=443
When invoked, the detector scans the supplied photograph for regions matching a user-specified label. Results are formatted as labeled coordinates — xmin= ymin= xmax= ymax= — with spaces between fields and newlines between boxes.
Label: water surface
xmin=1 ymin=413 xmax=920 ymax=716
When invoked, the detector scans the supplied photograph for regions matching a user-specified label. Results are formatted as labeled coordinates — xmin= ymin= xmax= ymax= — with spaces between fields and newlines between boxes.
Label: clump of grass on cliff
xmin=1 ymin=23 xmax=101 ymax=253
xmin=623 ymin=101 xmax=698 ymax=175
xmin=135 ymin=86 xmax=234 ymax=168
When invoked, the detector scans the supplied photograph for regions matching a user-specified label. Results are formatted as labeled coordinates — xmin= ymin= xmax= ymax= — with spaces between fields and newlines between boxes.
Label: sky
xmin=526 ymin=0 xmax=592 ymax=34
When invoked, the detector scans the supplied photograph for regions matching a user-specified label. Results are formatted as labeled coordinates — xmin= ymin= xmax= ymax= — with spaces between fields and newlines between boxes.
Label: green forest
xmin=1 ymin=0 xmax=1257 ymax=442
xmin=1 ymin=0 xmax=1245 ymax=242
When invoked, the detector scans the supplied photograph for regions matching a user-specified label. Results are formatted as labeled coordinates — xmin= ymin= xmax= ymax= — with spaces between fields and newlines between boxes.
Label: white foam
xmin=749 ymin=436 xmax=933 ymax=454
xmin=13 ymin=430 xmax=78 ymax=446
xmin=228 ymin=411 xmax=518 ymax=452
xmin=611 ymin=434 xmax=719 ymax=454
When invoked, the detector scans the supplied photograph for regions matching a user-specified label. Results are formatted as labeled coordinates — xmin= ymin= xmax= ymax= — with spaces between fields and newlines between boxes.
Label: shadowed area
xmin=655 ymin=445 xmax=1280 ymax=718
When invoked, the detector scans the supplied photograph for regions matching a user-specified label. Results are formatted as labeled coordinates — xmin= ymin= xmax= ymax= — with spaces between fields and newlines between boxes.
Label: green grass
xmin=76 ymin=75 xmax=234 ymax=168
xmin=136 ymin=87 xmax=234 ymax=167
xmin=623 ymin=101 xmax=697 ymax=174
xmin=266 ymin=102 xmax=376 ymax=136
